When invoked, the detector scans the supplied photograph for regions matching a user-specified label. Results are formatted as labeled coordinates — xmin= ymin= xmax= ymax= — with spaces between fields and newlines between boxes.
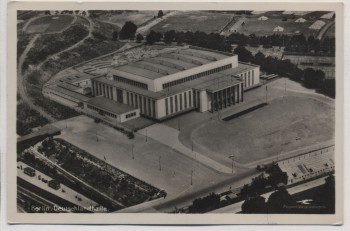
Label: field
xmin=170 ymin=78 xmax=335 ymax=167
xmin=240 ymin=18 xmax=316 ymax=36
xmin=151 ymin=11 xmax=233 ymax=33
xmin=97 ymin=11 xmax=157 ymax=27
xmin=24 ymin=15 xmax=75 ymax=34
xmin=237 ymin=11 xmax=335 ymax=37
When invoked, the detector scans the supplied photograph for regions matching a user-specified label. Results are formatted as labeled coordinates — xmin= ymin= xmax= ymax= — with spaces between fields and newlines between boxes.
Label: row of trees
xmin=242 ymin=175 xmax=335 ymax=214
xmin=227 ymin=33 xmax=335 ymax=54
xmin=233 ymin=46 xmax=334 ymax=97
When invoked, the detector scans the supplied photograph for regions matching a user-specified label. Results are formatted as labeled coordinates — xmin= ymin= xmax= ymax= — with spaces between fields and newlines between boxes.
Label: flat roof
xmin=63 ymin=72 xmax=94 ymax=84
xmin=182 ymin=72 xmax=242 ymax=92
xmin=48 ymin=85 xmax=91 ymax=102
xmin=86 ymin=97 xmax=137 ymax=115
xmin=116 ymin=65 xmax=164 ymax=79
xmin=137 ymin=60 xmax=180 ymax=74
xmin=151 ymin=56 xmax=198 ymax=69
xmin=185 ymin=48 xmax=229 ymax=60
xmin=57 ymin=82 xmax=81 ymax=91
xmin=94 ymin=61 xmax=257 ymax=98
xmin=109 ymin=46 xmax=232 ymax=80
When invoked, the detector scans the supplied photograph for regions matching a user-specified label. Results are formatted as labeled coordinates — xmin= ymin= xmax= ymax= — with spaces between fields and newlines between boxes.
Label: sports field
xmin=151 ymin=11 xmax=233 ymax=33
xmin=24 ymin=15 xmax=75 ymax=34
xmin=98 ymin=11 xmax=157 ymax=27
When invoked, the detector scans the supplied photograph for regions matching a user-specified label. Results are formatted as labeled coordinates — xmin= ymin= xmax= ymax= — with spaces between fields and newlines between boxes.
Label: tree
xmin=189 ymin=193 xmax=220 ymax=213
xmin=112 ymin=30 xmax=119 ymax=41
xmin=136 ymin=33 xmax=144 ymax=43
xmin=242 ymin=196 xmax=267 ymax=213
xmin=303 ymin=68 xmax=325 ymax=89
xmin=164 ymin=30 xmax=176 ymax=44
xmin=158 ymin=10 xmax=164 ymax=18
xmin=233 ymin=46 xmax=254 ymax=62
xmin=119 ymin=21 xmax=138 ymax=40
xmin=267 ymin=188 xmax=295 ymax=213
xmin=254 ymin=51 xmax=266 ymax=65
xmin=146 ymin=30 xmax=162 ymax=44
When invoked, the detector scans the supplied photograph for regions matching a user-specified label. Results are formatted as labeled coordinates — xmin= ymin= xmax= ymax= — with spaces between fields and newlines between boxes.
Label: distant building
xmin=258 ymin=16 xmax=268 ymax=21
xmin=273 ymin=26 xmax=284 ymax=32
xmin=295 ymin=17 xmax=306 ymax=23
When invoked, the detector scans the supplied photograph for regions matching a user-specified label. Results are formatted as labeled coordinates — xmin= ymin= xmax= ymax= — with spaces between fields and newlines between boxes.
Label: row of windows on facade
xmin=125 ymin=111 xmax=137 ymax=119
xmin=87 ymin=104 xmax=117 ymax=119
xmin=162 ymin=64 xmax=232 ymax=89
xmin=165 ymin=90 xmax=194 ymax=116
xmin=113 ymin=75 xmax=148 ymax=90
xmin=126 ymin=92 xmax=156 ymax=118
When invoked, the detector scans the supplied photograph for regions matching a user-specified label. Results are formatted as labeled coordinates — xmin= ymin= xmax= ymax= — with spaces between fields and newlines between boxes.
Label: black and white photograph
xmin=6 ymin=1 xmax=344 ymax=225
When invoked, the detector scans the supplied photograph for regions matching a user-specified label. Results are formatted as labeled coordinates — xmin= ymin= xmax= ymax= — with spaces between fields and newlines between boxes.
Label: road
xmin=17 ymin=16 xmax=94 ymax=122
xmin=317 ymin=21 xmax=335 ymax=40
xmin=117 ymin=167 xmax=258 ymax=213
xmin=35 ymin=16 xmax=94 ymax=70
xmin=17 ymin=34 xmax=56 ymax=122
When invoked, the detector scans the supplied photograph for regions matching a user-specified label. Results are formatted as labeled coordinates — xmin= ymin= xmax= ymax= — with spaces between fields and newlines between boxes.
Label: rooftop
xmin=86 ymin=96 xmax=138 ymax=115
xmin=182 ymin=70 xmax=242 ymax=92
xmin=109 ymin=47 xmax=232 ymax=80
xmin=48 ymin=85 xmax=91 ymax=102
xmin=62 ymin=71 xmax=95 ymax=84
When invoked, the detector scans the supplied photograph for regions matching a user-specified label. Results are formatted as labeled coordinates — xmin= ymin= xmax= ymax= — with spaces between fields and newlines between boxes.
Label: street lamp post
xmin=146 ymin=129 xmax=148 ymax=142
xmin=159 ymin=156 xmax=161 ymax=171
xmin=131 ymin=144 xmax=134 ymax=159
xmin=190 ymin=170 xmax=193 ymax=186
xmin=229 ymin=155 xmax=235 ymax=174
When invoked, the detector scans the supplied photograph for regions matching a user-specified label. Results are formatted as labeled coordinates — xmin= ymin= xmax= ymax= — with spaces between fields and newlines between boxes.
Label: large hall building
xmin=44 ymin=45 xmax=261 ymax=125
xmin=88 ymin=46 xmax=260 ymax=122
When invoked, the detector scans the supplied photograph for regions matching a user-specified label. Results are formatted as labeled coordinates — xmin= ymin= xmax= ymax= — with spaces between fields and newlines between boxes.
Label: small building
xmin=23 ymin=167 xmax=36 ymax=177
xmin=48 ymin=180 xmax=61 ymax=190
xmin=295 ymin=17 xmax=306 ymax=23
xmin=273 ymin=26 xmax=284 ymax=32
xmin=258 ymin=16 xmax=268 ymax=21
xmin=84 ymin=96 xmax=140 ymax=124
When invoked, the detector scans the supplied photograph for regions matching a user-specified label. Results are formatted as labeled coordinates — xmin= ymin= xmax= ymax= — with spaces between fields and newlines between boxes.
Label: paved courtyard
xmin=163 ymin=78 xmax=335 ymax=167
xmin=52 ymin=116 xmax=241 ymax=198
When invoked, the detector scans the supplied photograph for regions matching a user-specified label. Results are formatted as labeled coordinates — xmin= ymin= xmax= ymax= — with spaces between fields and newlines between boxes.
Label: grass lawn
xmin=151 ymin=11 xmax=233 ymax=33
xmin=25 ymin=15 xmax=75 ymax=34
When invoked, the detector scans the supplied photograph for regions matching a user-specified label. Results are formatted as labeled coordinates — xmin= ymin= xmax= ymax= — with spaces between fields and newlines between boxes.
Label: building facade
xmin=90 ymin=46 xmax=260 ymax=121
